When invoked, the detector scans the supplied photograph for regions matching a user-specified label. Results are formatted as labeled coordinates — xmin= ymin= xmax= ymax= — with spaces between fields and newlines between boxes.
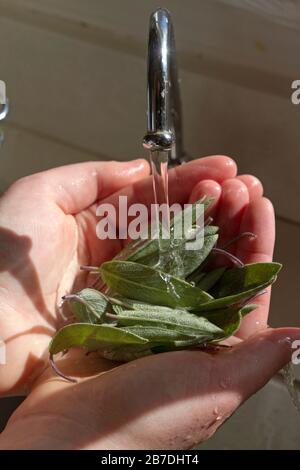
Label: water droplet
xmin=278 ymin=336 xmax=293 ymax=347
xmin=219 ymin=379 xmax=228 ymax=389
xmin=212 ymin=407 xmax=222 ymax=422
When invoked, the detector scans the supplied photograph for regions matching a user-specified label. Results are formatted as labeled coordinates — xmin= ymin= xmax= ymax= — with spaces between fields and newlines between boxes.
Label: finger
xmin=78 ymin=156 xmax=236 ymax=263
xmin=236 ymin=197 xmax=275 ymax=338
xmin=188 ymin=179 xmax=222 ymax=219
xmin=9 ymin=159 xmax=150 ymax=214
xmin=100 ymin=155 xmax=237 ymax=220
xmin=168 ymin=156 xmax=236 ymax=205
xmin=115 ymin=160 xmax=231 ymax=249
xmin=236 ymin=197 xmax=275 ymax=264
xmin=225 ymin=327 xmax=300 ymax=399
xmin=236 ymin=175 xmax=263 ymax=201
xmin=215 ymin=178 xmax=249 ymax=249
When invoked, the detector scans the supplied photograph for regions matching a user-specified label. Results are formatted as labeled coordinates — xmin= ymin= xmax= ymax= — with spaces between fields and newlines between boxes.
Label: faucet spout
xmin=143 ymin=8 xmax=185 ymax=165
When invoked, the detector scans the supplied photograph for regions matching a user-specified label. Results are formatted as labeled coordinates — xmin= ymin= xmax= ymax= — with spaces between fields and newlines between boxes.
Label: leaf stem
xmin=204 ymin=216 xmax=213 ymax=226
xmin=80 ymin=265 xmax=99 ymax=274
xmin=221 ymin=232 xmax=257 ymax=250
xmin=212 ymin=247 xmax=244 ymax=267
xmin=105 ymin=312 xmax=119 ymax=320
xmin=61 ymin=294 xmax=90 ymax=309
xmin=49 ymin=354 xmax=77 ymax=383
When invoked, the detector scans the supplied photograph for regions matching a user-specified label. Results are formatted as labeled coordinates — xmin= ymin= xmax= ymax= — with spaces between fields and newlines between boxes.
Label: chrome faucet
xmin=0 ymin=101 xmax=8 ymax=122
xmin=143 ymin=8 xmax=187 ymax=166
xmin=0 ymin=91 xmax=9 ymax=145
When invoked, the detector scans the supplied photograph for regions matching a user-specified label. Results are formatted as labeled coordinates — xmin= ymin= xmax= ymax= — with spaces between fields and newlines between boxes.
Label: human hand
xmin=0 ymin=155 xmax=237 ymax=395
xmin=0 ymin=156 xmax=299 ymax=450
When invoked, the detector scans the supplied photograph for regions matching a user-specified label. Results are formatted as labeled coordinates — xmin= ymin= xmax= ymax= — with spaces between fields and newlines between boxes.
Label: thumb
xmin=5 ymin=159 xmax=150 ymax=215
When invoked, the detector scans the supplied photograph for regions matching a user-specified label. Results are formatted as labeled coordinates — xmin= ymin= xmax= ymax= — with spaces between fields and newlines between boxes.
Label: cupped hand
xmin=0 ymin=155 xmax=236 ymax=394
xmin=0 ymin=156 xmax=299 ymax=450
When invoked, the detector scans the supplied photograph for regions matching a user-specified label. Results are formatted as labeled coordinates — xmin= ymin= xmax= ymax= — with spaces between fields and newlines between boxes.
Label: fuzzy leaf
xmin=196 ymin=267 xmax=226 ymax=291
xmin=202 ymin=304 xmax=258 ymax=339
xmin=194 ymin=263 xmax=281 ymax=312
xmin=202 ymin=225 xmax=219 ymax=236
xmin=187 ymin=271 xmax=206 ymax=285
xmin=110 ymin=297 xmax=183 ymax=314
xmin=101 ymin=261 xmax=213 ymax=309
xmin=169 ymin=196 xmax=208 ymax=238
xmin=217 ymin=263 xmax=281 ymax=297
xmin=114 ymin=238 xmax=149 ymax=262
xmin=114 ymin=307 xmax=223 ymax=339
xmin=128 ymin=225 xmax=218 ymax=272
xmin=66 ymin=288 xmax=109 ymax=323
xmin=180 ymin=234 xmax=218 ymax=277
xmin=123 ymin=326 xmax=195 ymax=343
xmin=100 ymin=345 xmax=153 ymax=362
xmin=49 ymin=323 xmax=148 ymax=355
xmin=111 ymin=303 xmax=125 ymax=315
xmin=113 ymin=198 xmax=216 ymax=270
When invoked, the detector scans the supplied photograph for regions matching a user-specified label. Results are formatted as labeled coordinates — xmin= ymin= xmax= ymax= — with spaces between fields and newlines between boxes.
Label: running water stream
xmin=150 ymin=150 xmax=170 ymax=256
xmin=150 ymin=150 xmax=183 ymax=277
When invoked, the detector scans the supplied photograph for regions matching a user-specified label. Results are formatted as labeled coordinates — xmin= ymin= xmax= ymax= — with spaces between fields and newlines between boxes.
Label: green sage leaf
xmin=101 ymin=261 xmax=213 ymax=309
xmin=66 ymin=288 xmax=109 ymax=323
xmin=123 ymin=326 xmax=195 ymax=343
xmin=217 ymin=262 xmax=282 ymax=297
xmin=110 ymin=297 xmax=183 ymax=314
xmin=127 ymin=225 xmax=217 ymax=271
xmin=169 ymin=196 xmax=208 ymax=239
xmin=202 ymin=225 xmax=219 ymax=236
xmin=113 ymin=198 xmax=216 ymax=270
xmin=194 ymin=263 xmax=281 ymax=312
xmin=195 ymin=267 xmax=226 ymax=291
xmin=114 ymin=307 xmax=223 ymax=338
xmin=100 ymin=345 xmax=153 ymax=362
xmin=202 ymin=304 xmax=258 ymax=339
xmin=49 ymin=323 xmax=148 ymax=355
xmin=180 ymin=234 xmax=218 ymax=278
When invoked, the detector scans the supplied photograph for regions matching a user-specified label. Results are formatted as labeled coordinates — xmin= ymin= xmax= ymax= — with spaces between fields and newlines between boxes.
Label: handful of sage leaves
xmin=49 ymin=197 xmax=282 ymax=375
